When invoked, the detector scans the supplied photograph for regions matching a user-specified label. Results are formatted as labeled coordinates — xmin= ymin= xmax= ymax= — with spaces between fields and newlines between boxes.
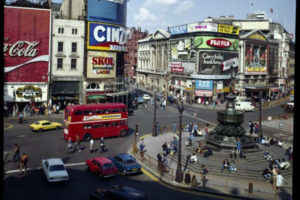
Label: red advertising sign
xmin=171 ymin=67 xmax=184 ymax=73
xmin=4 ymin=7 xmax=50 ymax=83
xmin=206 ymin=39 xmax=232 ymax=48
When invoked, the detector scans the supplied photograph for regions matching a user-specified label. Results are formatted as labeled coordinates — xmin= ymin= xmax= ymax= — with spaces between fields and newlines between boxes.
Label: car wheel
xmin=99 ymin=173 xmax=103 ymax=179
xmin=86 ymin=165 xmax=90 ymax=171
xmin=56 ymin=126 xmax=60 ymax=130
xmin=121 ymin=170 xmax=127 ymax=176
xmin=38 ymin=129 xmax=42 ymax=133
xmin=84 ymin=133 xmax=92 ymax=141
xmin=120 ymin=130 xmax=127 ymax=137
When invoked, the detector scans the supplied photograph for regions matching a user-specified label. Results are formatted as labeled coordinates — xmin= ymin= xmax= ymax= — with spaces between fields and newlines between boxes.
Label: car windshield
xmin=125 ymin=159 xmax=136 ymax=164
xmin=35 ymin=122 xmax=41 ymax=125
xmin=102 ymin=163 xmax=115 ymax=170
xmin=49 ymin=164 xmax=66 ymax=171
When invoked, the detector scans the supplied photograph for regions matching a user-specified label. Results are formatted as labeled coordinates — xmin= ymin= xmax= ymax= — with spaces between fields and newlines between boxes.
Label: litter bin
xmin=248 ymin=182 xmax=253 ymax=193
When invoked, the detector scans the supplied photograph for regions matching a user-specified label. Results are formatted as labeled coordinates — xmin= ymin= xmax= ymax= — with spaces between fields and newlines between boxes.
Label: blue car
xmin=137 ymin=96 xmax=144 ymax=104
xmin=108 ymin=154 xmax=142 ymax=175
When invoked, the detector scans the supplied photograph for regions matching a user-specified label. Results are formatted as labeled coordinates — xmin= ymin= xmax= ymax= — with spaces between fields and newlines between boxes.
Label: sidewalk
xmin=131 ymin=128 xmax=292 ymax=200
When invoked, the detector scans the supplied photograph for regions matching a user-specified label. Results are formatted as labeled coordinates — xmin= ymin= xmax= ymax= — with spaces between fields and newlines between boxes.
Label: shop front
xmin=51 ymin=81 xmax=80 ymax=108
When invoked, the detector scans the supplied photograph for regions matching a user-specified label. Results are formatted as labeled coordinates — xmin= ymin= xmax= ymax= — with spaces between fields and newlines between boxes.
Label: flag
xmin=270 ymin=8 xmax=273 ymax=13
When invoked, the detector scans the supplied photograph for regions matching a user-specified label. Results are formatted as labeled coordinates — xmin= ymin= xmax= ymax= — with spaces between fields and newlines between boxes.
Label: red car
xmin=86 ymin=156 xmax=118 ymax=178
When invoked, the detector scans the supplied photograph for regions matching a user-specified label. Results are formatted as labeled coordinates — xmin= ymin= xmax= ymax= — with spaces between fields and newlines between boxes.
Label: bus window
xmin=104 ymin=109 xmax=110 ymax=114
xmin=84 ymin=110 xmax=93 ymax=115
xmin=74 ymin=110 xmax=83 ymax=115
xmin=103 ymin=122 xmax=110 ymax=127
xmin=112 ymin=122 xmax=119 ymax=126
xmin=112 ymin=109 xmax=120 ymax=113
xmin=92 ymin=123 xmax=102 ymax=128
xmin=121 ymin=108 xmax=126 ymax=112
xmin=94 ymin=109 xmax=103 ymax=114
xmin=84 ymin=124 xmax=92 ymax=129
xmin=120 ymin=120 xmax=125 ymax=125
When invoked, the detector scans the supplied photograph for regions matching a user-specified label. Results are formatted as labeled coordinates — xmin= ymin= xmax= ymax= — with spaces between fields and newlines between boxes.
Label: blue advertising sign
xmin=87 ymin=22 xmax=127 ymax=51
xmin=195 ymin=80 xmax=213 ymax=90
xmin=168 ymin=24 xmax=187 ymax=35
xmin=88 ymin=0 xmax=127 ymax=26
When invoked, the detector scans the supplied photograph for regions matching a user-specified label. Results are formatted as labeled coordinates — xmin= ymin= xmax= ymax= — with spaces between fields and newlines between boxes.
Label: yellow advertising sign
xmin=218 ymin=24 xmax=239 ymax=35
xmin=83 ymin=114 xmax=121 ymax=121
xmin=247 ymin=67 xmax=267 ymax=72
xmin=87 ymin=51 xmax=116 ymax=78
xmin=248 ymin=33 xmax=267 ymax=41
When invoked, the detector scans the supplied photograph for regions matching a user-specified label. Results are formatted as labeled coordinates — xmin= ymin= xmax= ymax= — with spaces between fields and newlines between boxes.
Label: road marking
xmin=168 ymin=106 xmax=217 ymax=126
xmin=139 ymin=134 xmax=151 ymax=140
xmin=4 ymin=162 xmax=86 ymax=174
xmin=4 ymin=123 xmax=13 ymax=130
xmin=141 ymin=168 xmax=159 ymax=182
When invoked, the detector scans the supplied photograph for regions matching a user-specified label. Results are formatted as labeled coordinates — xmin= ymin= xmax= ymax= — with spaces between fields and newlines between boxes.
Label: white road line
xmin=168 ymin=106 xmax=217 ymax=126
xmin=4 ymin=162 xmax=86 ymax=174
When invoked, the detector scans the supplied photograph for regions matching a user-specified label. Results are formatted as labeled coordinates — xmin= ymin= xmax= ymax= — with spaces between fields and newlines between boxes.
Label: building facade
xmin=50 ymin=18 xmax=85 ymax=106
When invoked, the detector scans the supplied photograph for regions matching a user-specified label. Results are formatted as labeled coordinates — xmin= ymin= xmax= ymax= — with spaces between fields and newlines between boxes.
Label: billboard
xmin=193 ymin=36 xmax=239 ymax=51
xmin=168 ymin=24 xmax=187 ymax=35
xmin=87 ymin=51 xmax=116 ymax=78
xmin=198 ymin=50 xmax=239 ymax=75
xmin=88 ymin=0 xmax=127 ymax=27
xmin=87 ymin=22 xmax=127 ymax=51
xmin=218 ymin=24 xmax=239 ymax=35
xmin=245 ymin=43 xmax=268 ymax=75
xmin=4 ymin=6 xmax=50 ymax=83
xmin=187 ymin=22 xmax=218 ymax=33
xmin=195 ymin=80 xmax=213 ymax=90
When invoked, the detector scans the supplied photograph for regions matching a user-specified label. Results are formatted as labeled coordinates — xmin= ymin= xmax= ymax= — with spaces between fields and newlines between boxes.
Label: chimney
xmin=68 ymin=0 xmax=72 ymax=19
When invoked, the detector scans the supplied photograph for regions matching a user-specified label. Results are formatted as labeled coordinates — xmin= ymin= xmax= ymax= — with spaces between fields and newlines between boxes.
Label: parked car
xmin=167 ymin=96 xmax=176 ymax=104
xmin=41 ymin=158 xmax=69 ymax=182
xmin=89 ymin=185 xmax=147 ymax=200
xmin=142 ymin=94 xmax=151 ymax=101
xmin=86 ymin=156 xmax=118 ymax=178
xmin=30 ymin=120 xmax=62 ymax=132
xmin=284 ymin=102 xmax=294 ymax=113
xmin=235 ymin=101 xmax=255 ymax=112
xmin=156 ymin=94 xmax=163 ymax=102
xmin=137 ymin=96 xmax=145 ymax=104
xmin=108 ymin=153 xmax=142 ymax=175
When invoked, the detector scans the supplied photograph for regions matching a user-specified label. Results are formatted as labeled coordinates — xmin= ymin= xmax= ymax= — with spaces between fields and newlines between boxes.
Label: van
xmin=235 ymin=101 xmax=255 ymax=112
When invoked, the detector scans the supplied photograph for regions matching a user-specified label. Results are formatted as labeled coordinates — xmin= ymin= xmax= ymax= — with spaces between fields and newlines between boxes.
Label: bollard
xmin=248 ymin=182 xmax=253 ymax=193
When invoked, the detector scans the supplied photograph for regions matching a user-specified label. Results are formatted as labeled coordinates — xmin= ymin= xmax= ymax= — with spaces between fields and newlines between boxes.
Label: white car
xmin=143 ymin=94 xmax=151 ymax=100
xmin=41 ymin=158 xmax=69 ymax=182
xmin=235 ymin=101 xmax=255 ymax=112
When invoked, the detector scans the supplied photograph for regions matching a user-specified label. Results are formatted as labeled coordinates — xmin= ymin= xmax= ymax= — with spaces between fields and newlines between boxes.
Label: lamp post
xmin=175 ymin=97 xmax=184 ymax=183
xmin=133 ymin=124 xmax=139 ymax=154
xmin=152 ymin=87 xmax=157 ymax=136
xmin=259 ymin=91 xmax=263 ymax=138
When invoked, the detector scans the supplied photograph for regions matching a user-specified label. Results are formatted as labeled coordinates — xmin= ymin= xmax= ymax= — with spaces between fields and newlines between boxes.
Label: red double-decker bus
xmin=63 ymin=103 xmax=128 ymax=141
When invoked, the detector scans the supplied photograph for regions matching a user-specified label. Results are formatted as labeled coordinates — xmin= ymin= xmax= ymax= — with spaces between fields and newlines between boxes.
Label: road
xmin=3 ymin=89 xmax=286 ymax=200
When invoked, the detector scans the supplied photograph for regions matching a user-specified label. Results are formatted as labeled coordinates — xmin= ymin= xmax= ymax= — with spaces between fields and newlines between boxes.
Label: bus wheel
xmin=120 ymin=130 xmax=127 ymax=137
xmin=84 ymin=133 xmax=92 ymax=141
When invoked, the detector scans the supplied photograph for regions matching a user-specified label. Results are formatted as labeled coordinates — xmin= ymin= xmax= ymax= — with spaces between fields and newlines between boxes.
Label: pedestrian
xmin=162 ymin=99 xmax=166 ymax=110
xmin=236 ymin=140 xmax=241 ymax=154
xmin=193 ymin=123 xmax=198 ymax=136
xmin=190 ymin=152 xmax=197 ymax=163
xmin=191 ymin=175 xmax=198 ymax=187
xmin=19 ymin=112 xmax=23 ymax=124
xmin=249 ymin=121 xmax=254 ymax=135
xmin=188 ymin=133 xmax=194 ymax=146
xmin=204 ymin=124 xmax=209 ymax=136
xmin=184 ymin=171 xmax=191 ymax=184
xmin=13 ymin=144 xmax=20 ymax=162
xmin=276 ymin=171 xmax=284 ymax=191
xmin=139 ymin=138 xmax=146 ymax=157
xmin=254 ymin=123 xmax=259 ymax=135
xmin=157 ymin=153 xmax=162 ymax=171
xmin=76 ymin=134 xmax=81 ymax=152
xmin=19 ymin=152 xmax=29 ymax=175
xmin=162 ymin=142 xmax=169 ymax=155
xmin=201 ymin=165 xmax=208 ymax=186
xmin=56 ymin=104 xmax=60 ymax=114
xmin=162 ymin=154 xmax=168 ymax=172
xmin=272 ymin=167 xmax=279 ymax=190
xmin=188 ymin=121 xmax=193 ymax=134
xmin=221 ymin=158 xmax=230 ymax=172
xmin=90 ymin=138 xmax=94 ymax=153
xmin=172 ymin=122 xmax=177 ymax=134
xmin=285 ymin=147 xmax=292 ymax=156
xmin=67 ymin=137 xmax=73 ymax=153
xmin=100 ymin=137 xmax=106 ymax=152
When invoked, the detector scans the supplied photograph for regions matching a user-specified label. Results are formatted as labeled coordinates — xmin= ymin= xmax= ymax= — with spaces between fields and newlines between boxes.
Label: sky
xmin=52 ymin=0 xmax=296 ymax=39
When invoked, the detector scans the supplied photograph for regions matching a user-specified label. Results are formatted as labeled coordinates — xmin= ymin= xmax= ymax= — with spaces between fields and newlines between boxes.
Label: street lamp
xmin=259 ymin=91 xmax=263 ymax=138
xmin=133 ymin=124 xmax=139 ymax=154
xmin=175 ymin=97 xmax=184 ymax=183
xmin=152 ymin=86 xmax=157 ymax=136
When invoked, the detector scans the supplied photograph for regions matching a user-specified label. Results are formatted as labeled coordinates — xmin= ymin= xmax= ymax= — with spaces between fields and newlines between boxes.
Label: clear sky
xmin=52 ymin=0 xmax=296 ymax=39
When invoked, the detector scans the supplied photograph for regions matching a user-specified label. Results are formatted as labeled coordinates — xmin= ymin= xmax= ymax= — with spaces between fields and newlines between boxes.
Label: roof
xmin=46 ymin=158 xmax=64 ymax=165
xmin=118 ymin=153 xmax=134 ymax=161
xmin=38 ymin=120 xmax=50 ymax=123
xmin=67 ymin=103 xmax=126 ymax=110
xmin=93 ymin=156 xmax=113 ymax=164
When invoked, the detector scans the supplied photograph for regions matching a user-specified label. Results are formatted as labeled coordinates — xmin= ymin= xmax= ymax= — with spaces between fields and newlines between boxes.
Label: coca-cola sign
xmin=206 ymin=38 xmax=232 ymax=48
xmin=4 ymin=6 xmax=50 ymax=83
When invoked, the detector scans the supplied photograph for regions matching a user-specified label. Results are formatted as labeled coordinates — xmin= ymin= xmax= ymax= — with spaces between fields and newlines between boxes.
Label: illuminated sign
xmin=88 ymin=22 xmax=127 ymax=51
xmin=245 ymin=43 xmax=268 ymax=75
xmin=87 ymin=51 xmax=116 ymax=78
xmin=218 ymin=24 xmax=239 ymax=35
xmin=248 ymin=33 xmax=267 ymax=41
xmin=195 ymin=80 xmax=213 ymax=90
xmin=83 ymin=114 xmax=121 ymax=121
xmin=168 ymin=24 xmax=187 ymax=35
xmin=206 ymin=38 xmax=232 ymax=48
xmin=187 ymin=22 xmax=218 ymax=33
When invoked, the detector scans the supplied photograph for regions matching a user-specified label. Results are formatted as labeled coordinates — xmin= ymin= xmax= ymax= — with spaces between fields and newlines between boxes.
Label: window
xmin=71 ymin=59 xmax=77 ymax=70
xmin=93 ymin=124 xmax=102 ymax=128
xmin=57 ymin=58 xmax=63 ymax=69
xmin=71 ymin=42 xmax=77 ymax=52
xmin=112 ymin=109 xmax=120 ymax=113
xmin=103 ymin=122 xmax=110 ymax=127
xmin=94 ymin=109 xmax=103 ymax=114
xmin=84 ymin=110 xmax=93 ymax=115
xmin=58 ymin=42 xmax=63 ymax=52
xmin=104 ymin=109 xmax=110 ymax=114
xmin=58 ymin=27 xmax=64 ymax=34
xmin=72 ymin=28 xmax=78 ymax=35
xmin=84 ymin=124 xmax=92 ymax=129
xmin=74 ymin=110 xmax=83 ymax=115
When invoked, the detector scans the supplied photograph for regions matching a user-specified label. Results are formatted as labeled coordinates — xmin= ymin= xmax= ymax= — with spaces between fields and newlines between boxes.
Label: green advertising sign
xmin=193 ymin=36 xmax=239 ymax=51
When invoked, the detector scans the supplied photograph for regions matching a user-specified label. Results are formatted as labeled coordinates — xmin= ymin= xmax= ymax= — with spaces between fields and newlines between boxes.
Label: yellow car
xmin=30 ymin=120 xmax=62 ymax=132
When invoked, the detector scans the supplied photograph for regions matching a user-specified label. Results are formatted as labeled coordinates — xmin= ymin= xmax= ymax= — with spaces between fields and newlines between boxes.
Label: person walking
xmin=276 ymin=171 xmax=284 ymax=191
xmin=236 ymin=140 xmax=241 ymax=154
xmin=157 ymin=153 xmax=162 ymax=171
xmin=172 ymin=122 xmax=177 ymax=134
xmin=100 ymin=137 xmax=106 ymax=152
xmin=193 ymin=123 xmax=198 ymax=136
xmin=90 ymin=138 xmax=94 ymax=153
xmin=76 ymin=134 xmax=81 ymax=152
xmin=19 ymin=112 xmax=23 ymax=124
xmin=156 ymin=122 xmax=160 ymax=135
xmin=162 ymin=154 xmax=168 ymax=172
xmin=204 ymin=124 xmax=209 ymax=136
xmin=67 ymin=137 xmax=73 ymax=153
xmin=19 ymin=152 xmax=29 ymax=175
xmin=272 ymin=167 xmax=279 ymax=190
xmin=162 ymin=99 xmax=167 ymax=110
xmin=184 ymin=171 xmax=191 ymax=184
xmin=249 ymin=121 xmax=254 ymax=135
xmin=13 ymin=144 xmax=20 ymax=162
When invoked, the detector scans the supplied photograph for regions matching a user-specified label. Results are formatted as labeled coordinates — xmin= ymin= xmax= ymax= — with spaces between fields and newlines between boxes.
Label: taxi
xmin=30 ymin=120 xmax=62 ymax=132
